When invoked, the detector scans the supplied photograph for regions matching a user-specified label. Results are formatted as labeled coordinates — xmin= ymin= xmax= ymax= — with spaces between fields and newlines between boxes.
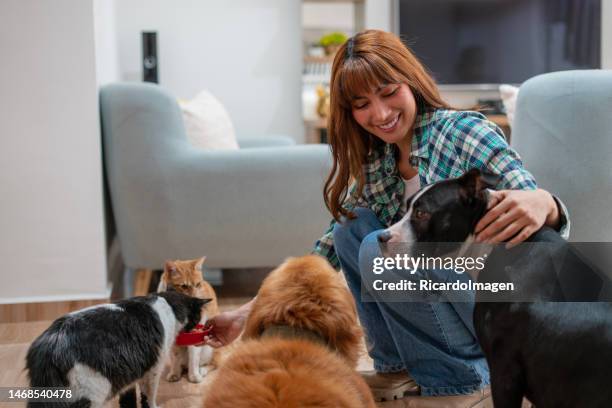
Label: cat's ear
xmin=164 ymin=261 xmax=179 ymax=278
xmin=156 ymin=279 xmax=167 ymax=292
xmin=194 ymin=297 xmax=212 ymax=310
xmin=194 ymin=298 xmax=212 ymax=307
xmin=194 ymin=256 xmax=207 ymax=272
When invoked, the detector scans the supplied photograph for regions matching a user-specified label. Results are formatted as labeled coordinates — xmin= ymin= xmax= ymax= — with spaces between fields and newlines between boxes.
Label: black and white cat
xmin=26 ymin=291 xmax=211 ymax=408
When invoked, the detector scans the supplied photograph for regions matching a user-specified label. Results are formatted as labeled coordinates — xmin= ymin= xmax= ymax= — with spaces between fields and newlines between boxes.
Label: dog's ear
xmin=324 ymin=289 xmax=364 ymax=366
xmin=458 ymin=169 xmax=495 ymax=204
xmin=478 ymin=170 xmax=501 ymax=189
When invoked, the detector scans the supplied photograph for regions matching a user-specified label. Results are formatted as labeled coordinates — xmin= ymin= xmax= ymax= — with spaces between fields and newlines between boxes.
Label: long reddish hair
xmin=324 ymin=29 xmax=453 ymax=222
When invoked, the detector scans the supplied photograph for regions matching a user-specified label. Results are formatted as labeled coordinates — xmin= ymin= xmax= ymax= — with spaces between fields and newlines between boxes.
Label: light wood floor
xmin=0 ymin=296 xmax=374 ymax=408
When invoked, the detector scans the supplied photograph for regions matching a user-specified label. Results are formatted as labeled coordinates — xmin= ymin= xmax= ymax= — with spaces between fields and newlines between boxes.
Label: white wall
xmin=0 ymin=0 xmax=108 ymax=303
xmin=365 ymin=0 xmax=392 ymax=31
xmin=302 ymin=0 xmax=391 ymax=34
xmin=94 ymin=0 xmax=120 ymax=85
xmin=113 ymin=0 xmax=304 ymax=141
xmin=303 ymin=3 xmax=354 ymax=31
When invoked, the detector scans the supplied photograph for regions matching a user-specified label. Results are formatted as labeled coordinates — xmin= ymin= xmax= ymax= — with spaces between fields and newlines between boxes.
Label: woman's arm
xmin=313 ymin=223 xmax=342 ymax=270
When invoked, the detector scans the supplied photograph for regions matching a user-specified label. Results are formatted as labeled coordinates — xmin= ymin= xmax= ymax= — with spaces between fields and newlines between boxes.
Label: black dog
xmin=379 ymin=169 xmax=612 ymax=407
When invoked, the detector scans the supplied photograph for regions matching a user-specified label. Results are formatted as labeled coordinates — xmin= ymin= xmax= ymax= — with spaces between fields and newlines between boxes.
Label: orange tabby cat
xmin=157 ymin=256 xmax=219 ymax=383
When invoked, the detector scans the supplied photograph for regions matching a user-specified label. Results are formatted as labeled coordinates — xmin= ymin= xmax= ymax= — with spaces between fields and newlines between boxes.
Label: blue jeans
xmin=333 ymin=208 xmax=490 ymax=396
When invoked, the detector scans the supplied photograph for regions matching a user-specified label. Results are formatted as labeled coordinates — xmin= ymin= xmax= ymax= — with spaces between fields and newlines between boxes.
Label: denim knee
xmin=332 ymin=208 xmax=380 ymax=253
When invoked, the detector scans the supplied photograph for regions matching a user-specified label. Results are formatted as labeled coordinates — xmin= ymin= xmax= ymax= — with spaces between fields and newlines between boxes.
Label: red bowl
xmin=175 ymin=324 xmax=213 ymax=346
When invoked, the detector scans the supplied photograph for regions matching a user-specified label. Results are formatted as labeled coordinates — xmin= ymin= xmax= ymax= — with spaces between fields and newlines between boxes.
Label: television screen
xmin=398 ymin=0 xmax=601 ymax=85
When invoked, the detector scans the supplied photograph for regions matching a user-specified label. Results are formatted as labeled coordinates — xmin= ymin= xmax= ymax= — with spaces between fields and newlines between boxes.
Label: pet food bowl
xmin=175 ymin=324 xmax=213 ymax=346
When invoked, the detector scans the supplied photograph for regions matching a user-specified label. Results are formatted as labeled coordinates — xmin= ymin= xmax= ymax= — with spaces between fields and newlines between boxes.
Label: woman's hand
xmin=475 ymin=189 xmax=559 ymax=248
xmin=200 ymin=311 xmax=245 ymax=348
xmin=198 ymin=297 xmax=255 ymax=348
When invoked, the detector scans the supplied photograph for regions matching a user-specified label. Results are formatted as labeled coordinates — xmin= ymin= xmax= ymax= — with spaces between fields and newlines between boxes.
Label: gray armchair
xmin=100 ymin=83 xmax=332 ymax=290
xmin=512 ymin=70 xmax=612 ymax=242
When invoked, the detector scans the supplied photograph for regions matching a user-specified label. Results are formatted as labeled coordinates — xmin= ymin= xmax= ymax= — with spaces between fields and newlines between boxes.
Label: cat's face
xmin=157 ymin=290 xmax=212 ymax=332
xmin=163 ymin=257 xmax=206 ymax=297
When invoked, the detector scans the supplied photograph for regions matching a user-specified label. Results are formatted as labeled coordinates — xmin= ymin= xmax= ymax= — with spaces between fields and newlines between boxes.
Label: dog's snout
xmin=378 ymin=231 xmax=392 ymax=243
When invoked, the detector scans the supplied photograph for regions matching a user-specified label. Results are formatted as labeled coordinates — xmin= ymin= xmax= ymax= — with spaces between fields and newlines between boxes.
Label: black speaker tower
xmin=142 ymin=31 xmax=158 ymax=83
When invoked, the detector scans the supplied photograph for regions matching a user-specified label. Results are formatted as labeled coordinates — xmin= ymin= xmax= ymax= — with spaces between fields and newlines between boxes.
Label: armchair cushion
xmin=179 ymin=89 xmax=239 ymax=151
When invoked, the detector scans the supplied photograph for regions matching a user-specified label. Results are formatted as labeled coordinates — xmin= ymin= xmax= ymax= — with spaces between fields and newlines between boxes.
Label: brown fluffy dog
xmin=202 ymin=255 xmax=376 ymax=408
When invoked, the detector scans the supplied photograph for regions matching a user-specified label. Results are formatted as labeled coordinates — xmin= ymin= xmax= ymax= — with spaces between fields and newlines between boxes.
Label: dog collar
xmin=260 ymin=324 xmax=328 ymax=348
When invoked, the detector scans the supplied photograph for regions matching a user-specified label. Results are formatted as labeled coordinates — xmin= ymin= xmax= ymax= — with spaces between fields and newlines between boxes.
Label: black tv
xmin=397 ymin=0 xmax=601 ymax=86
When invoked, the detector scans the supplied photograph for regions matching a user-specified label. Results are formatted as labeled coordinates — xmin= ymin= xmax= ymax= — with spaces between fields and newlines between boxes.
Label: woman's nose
xmin=370 ymin=99 xmax=392 ymax=123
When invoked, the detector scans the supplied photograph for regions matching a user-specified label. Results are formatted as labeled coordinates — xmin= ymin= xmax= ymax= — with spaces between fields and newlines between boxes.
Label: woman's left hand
xmin=475 ymin=189 xmax=559 ymax=248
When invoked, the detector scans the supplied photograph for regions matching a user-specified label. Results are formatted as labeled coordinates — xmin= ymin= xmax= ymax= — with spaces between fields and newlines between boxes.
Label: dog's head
xmin=243 ymin=255 xmax=363 ymax=366
xmin=379 ymin=169 xmax=493 ymax=255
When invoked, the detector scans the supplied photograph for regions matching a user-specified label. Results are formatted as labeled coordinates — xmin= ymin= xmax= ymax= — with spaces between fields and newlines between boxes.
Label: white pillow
xmin=179 ymin=90 xmax=239 ymax=150
xmin=499 ymin=84 xmax=519 ymax=128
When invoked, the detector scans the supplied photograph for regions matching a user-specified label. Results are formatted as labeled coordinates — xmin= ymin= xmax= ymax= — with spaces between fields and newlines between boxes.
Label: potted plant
xmin=319 ymin=32 xmax=348 ymax=57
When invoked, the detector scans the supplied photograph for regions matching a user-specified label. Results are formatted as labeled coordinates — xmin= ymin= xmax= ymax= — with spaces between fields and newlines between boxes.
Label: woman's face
xmin=351 ymin=82 xmax=417 ymax=145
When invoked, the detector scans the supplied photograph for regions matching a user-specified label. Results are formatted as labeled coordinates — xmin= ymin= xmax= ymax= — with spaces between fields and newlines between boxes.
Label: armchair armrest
xmin=237 ymin=135 xmax=296 ymax=148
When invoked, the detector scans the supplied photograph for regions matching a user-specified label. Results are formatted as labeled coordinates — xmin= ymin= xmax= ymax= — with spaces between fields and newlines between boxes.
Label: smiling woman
xmin=310 ymin=29 xmax=570 ymax=403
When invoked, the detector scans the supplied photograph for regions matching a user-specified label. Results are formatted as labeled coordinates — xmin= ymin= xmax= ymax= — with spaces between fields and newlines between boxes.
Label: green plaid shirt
xmin=313 ymin=107 xmax=570 ymax=269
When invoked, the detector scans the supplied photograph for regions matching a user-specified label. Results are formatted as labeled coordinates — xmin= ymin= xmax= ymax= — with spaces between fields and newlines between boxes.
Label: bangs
xmin=336 ymin=55 xmax=403 ymax=108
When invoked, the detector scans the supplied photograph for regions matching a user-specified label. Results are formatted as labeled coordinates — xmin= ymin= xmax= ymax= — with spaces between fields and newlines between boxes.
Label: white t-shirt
xmin=400 ymin=174 xmax=421 ymax=213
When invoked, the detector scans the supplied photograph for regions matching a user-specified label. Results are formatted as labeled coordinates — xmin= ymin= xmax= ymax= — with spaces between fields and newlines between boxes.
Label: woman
xmin=204 ymin=30 xmax=569 ymax=405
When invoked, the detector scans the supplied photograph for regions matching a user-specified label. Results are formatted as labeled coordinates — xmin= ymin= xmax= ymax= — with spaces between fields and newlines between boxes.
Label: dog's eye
xmin=181 ymin=284 xmax=189 ymax=290
xmin=414 ymin=209 xmax=428 ymax=219
xmin=195 ymin=282 xmax=202 ymax=288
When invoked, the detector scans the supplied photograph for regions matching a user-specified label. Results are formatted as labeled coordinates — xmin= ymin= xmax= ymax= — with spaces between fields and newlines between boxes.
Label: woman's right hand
xmin=199 ymin=297 xmax=256 ymax=348
xmin=201 ymin=311 xmax=245 ymax=348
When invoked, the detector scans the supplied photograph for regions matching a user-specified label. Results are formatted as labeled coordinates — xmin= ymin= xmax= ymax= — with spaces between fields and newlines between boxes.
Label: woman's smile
xmin=375 ymin=113 xmax=401 ymax=133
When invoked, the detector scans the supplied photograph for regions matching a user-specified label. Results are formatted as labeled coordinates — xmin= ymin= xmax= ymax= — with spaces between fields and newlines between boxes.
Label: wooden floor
xmin=0 ymin=270 xmax=374 ymax=408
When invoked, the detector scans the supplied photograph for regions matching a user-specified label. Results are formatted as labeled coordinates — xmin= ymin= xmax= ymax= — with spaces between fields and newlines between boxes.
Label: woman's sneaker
xmin=360 ymin=370 xmax=420 ymax=402
xmin=376 ymin=386 xmax=493 ymax=408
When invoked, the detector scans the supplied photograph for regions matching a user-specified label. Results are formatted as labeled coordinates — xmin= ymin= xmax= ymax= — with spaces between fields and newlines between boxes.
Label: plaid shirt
xmin=313 ymin=107 xmax=570 ymax=269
